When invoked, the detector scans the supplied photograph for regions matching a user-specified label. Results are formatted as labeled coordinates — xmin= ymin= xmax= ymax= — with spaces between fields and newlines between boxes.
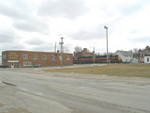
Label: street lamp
xmin=90 ymin=47 xmax=95 ymax=64
xmin=59 ymin=37 xmax=64 ymax=68
xmin=104 ymin=26 xmax=109 ymax=65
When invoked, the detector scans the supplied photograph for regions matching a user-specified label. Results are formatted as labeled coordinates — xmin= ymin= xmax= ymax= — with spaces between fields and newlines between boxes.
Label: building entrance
xmin=8 ymin=60 xmax=19 ymax=68
xmin=11 ymin=63 xmax=14 ymax=68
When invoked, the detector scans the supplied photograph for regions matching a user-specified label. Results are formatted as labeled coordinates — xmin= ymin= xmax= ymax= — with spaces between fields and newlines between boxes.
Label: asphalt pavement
xmin=0 ymin=68 xmax=150 ymax=113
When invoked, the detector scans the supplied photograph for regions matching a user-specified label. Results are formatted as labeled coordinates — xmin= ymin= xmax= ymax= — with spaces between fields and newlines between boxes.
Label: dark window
xmin=59 ymin=56 xmax=62 ymax=60
xmin=23 ymin=54 xmax=28 ymax=59
xmin=147 ymin=58 xmax=149 ymax=62
xmin=43 ymin=55 xmax=47 ymax=60
xmin=23 ymin=62 xmax=27 ymax=66
xmin=51 ymin=55 xmax=55 ymax=60
xmin=67 ymin=56 xmax=70 ymax=60
xmin=33 ymin=54 xmax=38 ymax=60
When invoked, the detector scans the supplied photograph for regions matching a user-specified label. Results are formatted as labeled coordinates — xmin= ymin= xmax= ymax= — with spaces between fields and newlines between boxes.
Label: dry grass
xmin=43 ymin=64 xmax=150 ymax=77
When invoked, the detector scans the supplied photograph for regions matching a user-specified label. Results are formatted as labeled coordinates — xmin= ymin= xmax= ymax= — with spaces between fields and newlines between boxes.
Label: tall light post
xmin=59 ymin=37 xmax=64 ymax=68
xmin=104 ymin=26 xmax=109 ymax=65
xmin=93 ymin=47 xmax=95 ymax=64
xmin=90 ymin=46 xmax=95 ymax=64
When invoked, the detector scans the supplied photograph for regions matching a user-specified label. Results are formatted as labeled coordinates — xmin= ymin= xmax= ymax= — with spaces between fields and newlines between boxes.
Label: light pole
xmin=90 ymin=47 xmax=95 ymax=64
xmin=104 ymin=26 xmax=109 ymax=65
xmin=93 ymin=47 xmax=95 ymax=64
xmin=59 ymin=37 xmax=64 ymax=68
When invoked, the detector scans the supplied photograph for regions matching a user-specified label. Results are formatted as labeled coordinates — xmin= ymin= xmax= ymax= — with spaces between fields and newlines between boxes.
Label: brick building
xmin=74 ymin=48 xmax=94 ymax=58
xmin=2 ymin=50 xmax=73 ymax=68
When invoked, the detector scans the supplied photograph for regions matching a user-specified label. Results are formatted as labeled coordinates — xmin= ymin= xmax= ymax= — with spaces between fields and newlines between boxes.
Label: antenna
xmin=59 ymin=37 xmax=64 ymax=67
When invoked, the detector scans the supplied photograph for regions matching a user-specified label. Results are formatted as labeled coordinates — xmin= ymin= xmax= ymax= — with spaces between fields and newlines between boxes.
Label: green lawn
xmin=43 ymin=64 xmax=150 ymax=77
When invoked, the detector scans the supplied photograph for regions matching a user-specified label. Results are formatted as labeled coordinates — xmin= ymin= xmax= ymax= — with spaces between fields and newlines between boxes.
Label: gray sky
xmin=0 ymin=0 xmax=150 ymax=54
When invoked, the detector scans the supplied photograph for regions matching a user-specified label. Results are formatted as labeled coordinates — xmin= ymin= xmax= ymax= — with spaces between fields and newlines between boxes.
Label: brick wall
xmin=2 ymin=51 xmax=73 ymax=68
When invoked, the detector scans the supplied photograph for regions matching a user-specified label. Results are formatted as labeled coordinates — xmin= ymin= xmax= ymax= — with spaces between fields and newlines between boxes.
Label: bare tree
xmin=132 ymin=48 xmax=139 ymax=58
xmin=74 ymin=46 xmax=82 ymax=53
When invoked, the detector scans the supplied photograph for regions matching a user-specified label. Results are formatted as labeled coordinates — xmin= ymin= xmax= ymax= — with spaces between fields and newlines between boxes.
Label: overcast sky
xmin=0 ymin=0 xmax=150 ymax=55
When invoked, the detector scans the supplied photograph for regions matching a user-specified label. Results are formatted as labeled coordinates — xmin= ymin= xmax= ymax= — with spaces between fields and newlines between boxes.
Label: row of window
xmin=23 ymin=62 xmax=32 ymax=66
xmin=23 ymin=54 xmax=70 ymax=60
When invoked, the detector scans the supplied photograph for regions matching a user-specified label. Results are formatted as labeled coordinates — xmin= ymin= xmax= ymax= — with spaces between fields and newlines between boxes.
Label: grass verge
xmin=42 ymin=64 xmax=150 ymax=77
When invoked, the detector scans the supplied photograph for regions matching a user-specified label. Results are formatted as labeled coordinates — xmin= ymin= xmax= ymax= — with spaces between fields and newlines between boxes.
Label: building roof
xmin=2 ymin=50 xmax=72 ymax=54
xmin=140 ymin=49 xmax=150 ymax=53
xmin=145 ymin=53 xmax=150 ymax=56
xmin=115 ymin=50 xmax=132 ymax=56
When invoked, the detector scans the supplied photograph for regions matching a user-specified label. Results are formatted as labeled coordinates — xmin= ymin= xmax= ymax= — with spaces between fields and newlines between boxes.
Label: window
xmin=28 ymin=62 xmax=32 ymax=66
xmin=15 ymin=62 xmax=19 ymax=68
xmin=23 ymin=54 xmax=28 ymax=59
xmin=33 ymin=54 xmax=38 ymax=60
xmin=51 ymin=55 xmax=55 ymax=60
xmin=67 ymin=56 xmax=70 ymax=60
xmin=59 ymin=56 xmax=62 ymax=60
xmin=43 ymin=55 xmax=47 ymax=60
xmin=23 ymin=62 xmax=27 ymax=66
xmin=147 ymin=58 xmax=149 ymax=62
xmin=2 ymin=54 xmax=6 ymax=59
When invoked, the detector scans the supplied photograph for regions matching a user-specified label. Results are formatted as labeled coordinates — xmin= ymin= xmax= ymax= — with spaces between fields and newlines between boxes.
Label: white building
xmin=144 ymin=54 xmax=150 ymax=63
xmin=115 ymin=50 xmax=133 ymax=63
xmin=139 ymin=49 xmax=150 ymax=63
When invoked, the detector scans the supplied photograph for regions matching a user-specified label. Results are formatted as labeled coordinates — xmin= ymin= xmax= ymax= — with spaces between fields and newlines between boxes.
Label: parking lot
xmin=0 ymin=66 xmax=150 ymax=113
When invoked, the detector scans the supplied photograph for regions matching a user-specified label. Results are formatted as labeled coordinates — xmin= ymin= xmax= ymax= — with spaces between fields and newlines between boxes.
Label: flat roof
xmin=2 ymin=50 xmax=73 ymax=54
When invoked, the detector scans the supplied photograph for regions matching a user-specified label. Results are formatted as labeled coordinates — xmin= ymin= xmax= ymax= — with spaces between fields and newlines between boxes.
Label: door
xmin=11 ymin=63 xmax=14 ymax=68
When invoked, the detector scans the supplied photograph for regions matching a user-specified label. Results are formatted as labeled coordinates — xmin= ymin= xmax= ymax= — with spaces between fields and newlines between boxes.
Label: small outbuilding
xmin=139 ymin=48 xmax=150 ymax=63
xmin=143 ymin=54 xmax=150 ymax=63
xmin=115 ymin=50 xmax=133 ymax=63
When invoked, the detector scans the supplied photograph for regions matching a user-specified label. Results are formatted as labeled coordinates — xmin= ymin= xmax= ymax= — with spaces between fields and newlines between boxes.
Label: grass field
xmin=43 ymin=64 xmax=150 ymax=77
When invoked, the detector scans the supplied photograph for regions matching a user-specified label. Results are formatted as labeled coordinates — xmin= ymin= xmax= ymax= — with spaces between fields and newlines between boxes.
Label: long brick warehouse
xmin=2 ymin=51 xmax=73 ymax=68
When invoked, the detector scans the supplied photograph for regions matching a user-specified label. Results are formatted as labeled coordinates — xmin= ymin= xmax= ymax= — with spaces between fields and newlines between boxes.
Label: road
xmin=0 ymin=68 xmax=150 ymax=113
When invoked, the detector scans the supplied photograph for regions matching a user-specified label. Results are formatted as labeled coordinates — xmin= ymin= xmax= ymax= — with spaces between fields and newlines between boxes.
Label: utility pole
xmin=93 ymin=47 xmax=95 ymax=64
xmin=104 ymin=26 xmax=109 ymax=65
xmin=54 ymin=42 xmax=57 ymax=53
xmin=59 ymin=37 xmax=64 ymax=68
